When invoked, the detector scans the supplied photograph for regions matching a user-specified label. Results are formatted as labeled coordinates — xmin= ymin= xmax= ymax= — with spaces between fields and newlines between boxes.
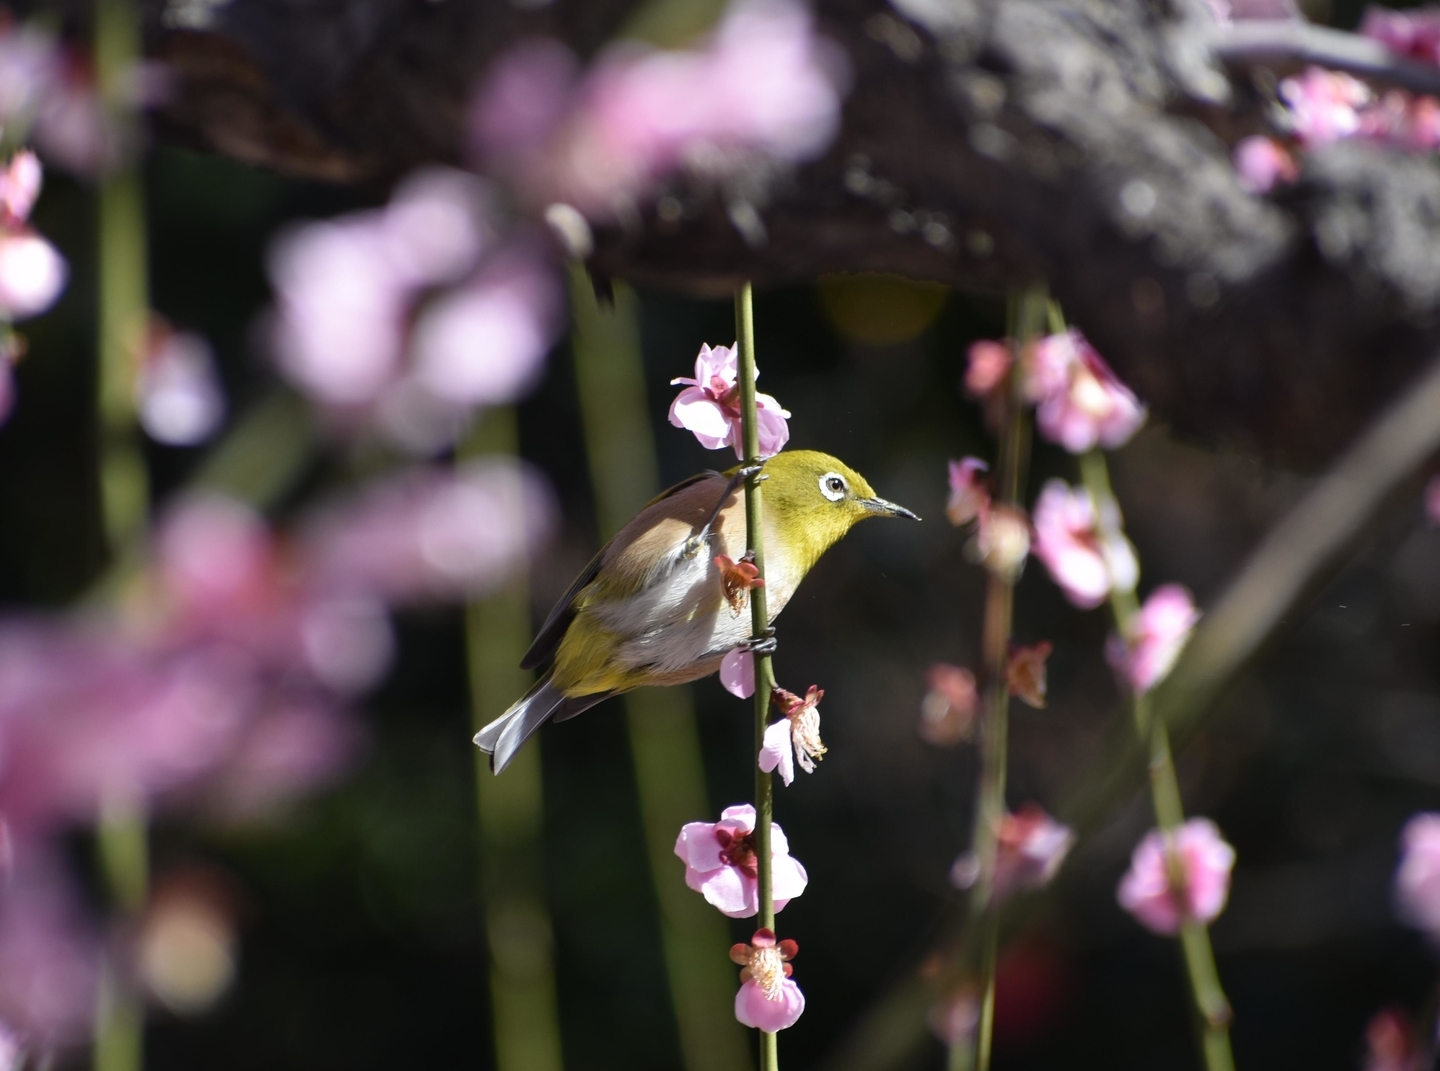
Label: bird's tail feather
xmin=473 ymin=675 xmax=612 ymax=774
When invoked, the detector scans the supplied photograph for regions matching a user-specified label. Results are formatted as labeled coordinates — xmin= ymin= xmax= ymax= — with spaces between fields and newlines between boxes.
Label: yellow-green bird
xmin=474 ymin=450 xmax=919 ymax=773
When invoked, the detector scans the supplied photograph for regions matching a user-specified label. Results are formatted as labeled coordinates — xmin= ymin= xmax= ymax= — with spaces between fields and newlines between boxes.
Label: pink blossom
xmin=946 ymin=457 xmax=990 ymax=527
xmin=721 ymin=648 xmax=756 ymax=698
xmin=951 ymin=803 xmax=1075 ymax=903
xmin=0 ymin=864 xmax=98 ymax=1042
xmin=919 ymin=663 xmax=977 ymax=746
xmin=730 ymin=928 xmax=804 ymax=1031
xmin=674 ymin=803 xmax=808 ymax=917
xmin=1364 ymin=1008 xmax=1423 ymax=1071
xmin=1107 ymin=584 xmax=1199 ymax=694
xmin=1022 ymin=330 xmax=1146 ymax=453
xmin=964 ymin=339 xmax=1011 ymax=397
xmin=0 ymin=151 xmax=41 ymax=225
xmin=136 ymin=326 xmax=226 ymax=446
xmin=669 ymin=342 xmax=791 ymax=459
xmin=409 ymin=242 xmax=559 ymax=408
xmin=0 ymin=230 xmax=65 ymax=320
xmin=1362 ymin=5 xmax=1440 ymax=68
xmin=0 ymin=1021 xmax=18 ymax=1071
xmin=471 ymin=0 xmax=847 ymax=219
xmin=1117 ymin=818 xmax=1235 ymax=935
xmin=0 ymin=24 xmax=59 ymax=134
xmin=1233 ymin=136 xmax=1298 ymax=195
xmin=735 ymin=976 xmax=805 ymax=1031
xmin=972 ymin=502 xmax=1031 ymax=580
xmin=759 ymin=685 xmax=825 ymax=786
xmin=1394 ymin=812 xmax=1440 ymax=940
xmin=301 ymin=460 xmax=556 ymax=604
xmin=1279 ymin=67 xmax=1371 ymax=147
xmin=1031 ymin=480 xmax=1138 ymax=609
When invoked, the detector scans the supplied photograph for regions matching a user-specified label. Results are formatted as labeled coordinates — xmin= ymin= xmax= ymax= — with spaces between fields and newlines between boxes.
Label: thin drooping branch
xmin=823 ymin=346 xmax=1440 ymax=1071
xmin=1211 ymin=21 xmax=1440 ymax=96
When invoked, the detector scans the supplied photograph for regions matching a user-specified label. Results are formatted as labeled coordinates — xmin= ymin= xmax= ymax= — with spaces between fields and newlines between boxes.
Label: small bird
xmin=474 ymin=450 xmax=919 ymax=773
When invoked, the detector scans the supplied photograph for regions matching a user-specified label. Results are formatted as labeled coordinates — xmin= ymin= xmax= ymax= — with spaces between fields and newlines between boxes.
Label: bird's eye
xmin=818 ymin=473 xmax=847 ymax=501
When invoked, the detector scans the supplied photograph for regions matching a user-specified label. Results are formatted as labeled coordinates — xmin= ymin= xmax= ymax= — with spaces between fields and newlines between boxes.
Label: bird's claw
xmin=739 ymin=628 xmax=778 ymax=656
xmin=737 ymin=463 xmax=767 ymax=483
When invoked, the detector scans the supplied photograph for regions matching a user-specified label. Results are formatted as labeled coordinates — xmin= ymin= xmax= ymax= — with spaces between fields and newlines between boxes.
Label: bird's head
xmin=755 ymin=450 xmax=919 ymax=569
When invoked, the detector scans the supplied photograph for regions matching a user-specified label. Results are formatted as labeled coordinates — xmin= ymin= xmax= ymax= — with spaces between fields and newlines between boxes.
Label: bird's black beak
xmin=861 ymin=496 xmax=921 ymax=521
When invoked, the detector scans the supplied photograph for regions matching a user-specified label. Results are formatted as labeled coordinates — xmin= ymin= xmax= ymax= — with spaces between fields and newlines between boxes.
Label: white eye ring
xmin=818 ymin=473 xmax=847 ymax=501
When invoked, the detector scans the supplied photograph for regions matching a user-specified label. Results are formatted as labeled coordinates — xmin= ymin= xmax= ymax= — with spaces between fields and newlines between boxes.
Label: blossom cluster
xmin=1233 ymin=10 xmax=1440 ymax=198
xmin=471 ymin=0 xmax=847 ymax=222
xmin=0 ymin=465 xmax=553 ymax=1055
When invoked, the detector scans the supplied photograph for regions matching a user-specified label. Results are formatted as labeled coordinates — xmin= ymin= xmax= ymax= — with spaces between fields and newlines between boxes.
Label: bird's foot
xmin=736 ymin=463 xmax=767 ymax=482
xmin=738 ymin=628 xmax=778 ymax=656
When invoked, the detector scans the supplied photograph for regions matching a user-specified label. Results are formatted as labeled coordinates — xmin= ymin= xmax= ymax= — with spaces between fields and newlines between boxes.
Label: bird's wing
xmin=519 ymin=470 xmax=723 ymax=670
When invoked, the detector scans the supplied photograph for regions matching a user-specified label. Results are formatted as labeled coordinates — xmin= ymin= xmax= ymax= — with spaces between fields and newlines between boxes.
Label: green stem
xmin=464 ymin=410 xmax=565 ymax=1071
xmin=569 ymin=267 xmax=750 ymax=1071
xmin=735 ymin=283 xmax=778 ymax=1069
xmin=1078 ymin=449 xmax=1235 ymax=1071
xmin=93 ymin=2 xmax=149 ymax=1067
xmin=958 ymin=286 xmax=1043 ymax=1071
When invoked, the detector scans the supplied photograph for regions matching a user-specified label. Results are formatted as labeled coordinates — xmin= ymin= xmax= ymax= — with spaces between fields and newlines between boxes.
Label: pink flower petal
xmin=769 ymin=851 xmax=809 ymax=904
xmin=721 ymin=649 xmax=755 ymax=698
xmin=669 ymin=390 xmax=734 ymax=450
xmin=675 ymin=819 xmax=728 ymax=871
xmin=735 ymin=976 xmax=805 ymax=1031
xmin=699 ymin=865 xmax=755 ymax=916
xmin=0 ymin=231 xmax=65 ymax=320
xmin=759 ymin=718 xmax=794 ymax=785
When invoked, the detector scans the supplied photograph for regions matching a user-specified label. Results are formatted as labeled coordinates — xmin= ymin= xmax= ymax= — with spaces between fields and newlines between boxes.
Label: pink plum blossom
xmin=0 ymin=230 xmax=64 ymax=321
xmin=1364 ymin=1008 xmax=1423 ymax=1071
xmin=1107 ymin=584 xmax=1200 ymax=694
xmin=1233 ymin=136 xmax=1298 ymax=195
xmin=951 ymin=803 xmax=1075 ymax=903
xmin=973 ymin=503 xmax=1031 ymax=580
xmin=471 ymin=0 xmax=847 ymax=219
xmin=919 ymin=663 xmax=977 ymax=746
xmin=135 ymin=325 xmax=226 ymax=446
xmin=1117 ymin=818 xmax=1235 ymax=935
xmin=0 ymin=151 xmax=41 ymax=225
xmin=1031 ymin=480 xmax=1138 ymax=609
xmin=1361 ymin=5 xmax=1440 ymax=68
xmin=0 ymin=863 xmax=98 ymax=1042
xmin=946 ymin=457 xmax=990 ymax=527
xmin=301 ymin=460 xmax=556 ymax=604
xmin=1394 ymin=812 xmax=1440 ymax=941
xmin=1279 ymin=67 xmax=1372 ymax=147
xmin=0 ymin=1021 xmax=17 ymax=1071
xmin=721 ymin=648 xmax=756 ymax=698
xmin=758 ymin=685 xmax=825 ymax=786
xmin=674 ymin=803 xmax=807 ymax=917
xmin=669 ymin=342 xmax=790 ymax=458
xmin=964 ymin=339 xmax=1011 ymax=398
xmin=1022 ymin=330 xmax=1146 ymax=453
xmin=730 ymin=928 xmax=804 ymax=1031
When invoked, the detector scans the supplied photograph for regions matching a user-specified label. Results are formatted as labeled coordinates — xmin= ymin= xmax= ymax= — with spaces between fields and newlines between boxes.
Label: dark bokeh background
xmin=3 ymin=142 xmax=1439 ymax=1071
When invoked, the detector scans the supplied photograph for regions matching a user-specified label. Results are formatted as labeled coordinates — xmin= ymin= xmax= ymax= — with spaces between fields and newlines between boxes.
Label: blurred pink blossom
xmin=0 ymin=1021 xmax=17 ymax=1071
xmin=946 ymin=457 xmax=990 ymax=527
xmin=0 ymin=151 xmax=40 ymax=225
xmin=1361 ymin=5 xmax=1440 ymax=67
xmin=1031 ymin=480 xmax=1138 ymax=609
xmin=0 ymin=22 xmax=59 ymax=132
xmin=730 ymin=928 xmax=803 ymax=1031
xmin=0 ymin=230 xmax=65 ymax=321
xmin=1117 ymin=818 xmax=1235 ymax=935
xmin=1279 ymin=67 xmax=1371 ymax=147
xmin=1233 ymin=136 xmax=1298 ymax=194
xmin=950 ymin=803 xmax=1074 ymax=903
xmin=669 ymin=342 xmax=790 ymax=458
xmin=301 ymin=460 xmax=556 ymax=604
xmin=919 ymin=663 xmax=977 ymax=746
xmin=972 ymin=502 xmax=1031 ymax=580
xmin=674 ymin=803 xmax=807 ymax=917
xmin=1022 ymin=330 xmax=1146 ymax=453
xmin=471 ymin=0 xmax=847 ymax=219
xmin=0 ymin=864 xmax=98 ymax=1043
xmin=964 ymin=339 xmax=1011 ymax=398
xmin=135 ymin=326 xmax=226 ymax=446
xmin=721 ymin=648 xmax=756 ymax=698
xmin=1364 ymin=1008 xmax=1424 ymax=1071
xmin=759 ymin=684 xmax=825 ymax=786
xmin=1394 ymin=812 xmax=1440 ymax=940
xmin=1107 ymin=584 xmax=1199 ymax=694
